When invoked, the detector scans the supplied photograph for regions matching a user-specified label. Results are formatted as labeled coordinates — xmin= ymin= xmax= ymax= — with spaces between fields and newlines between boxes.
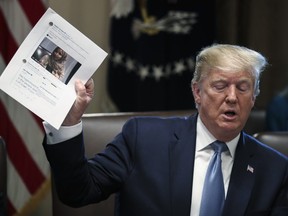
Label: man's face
xmin=192 ymin=69 xmax=256 ymax=141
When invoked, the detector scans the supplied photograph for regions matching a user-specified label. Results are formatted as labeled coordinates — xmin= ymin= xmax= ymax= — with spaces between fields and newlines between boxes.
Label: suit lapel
xmin=169 ymin=115 xmax=197 ymax=216
xmin=223 ymin=133 xmax=257 ymax=216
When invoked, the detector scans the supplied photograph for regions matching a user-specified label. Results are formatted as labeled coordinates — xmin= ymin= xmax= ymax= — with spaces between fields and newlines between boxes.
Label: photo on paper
xmin=0 ymin=8 xmax=107 ymax=129
xmin=31 ymin=37 xmax=81 ymax=84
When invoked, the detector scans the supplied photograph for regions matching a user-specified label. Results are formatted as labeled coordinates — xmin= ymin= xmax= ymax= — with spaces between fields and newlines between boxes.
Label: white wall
xmin=30 ymin=1 xmax=112 ymax=215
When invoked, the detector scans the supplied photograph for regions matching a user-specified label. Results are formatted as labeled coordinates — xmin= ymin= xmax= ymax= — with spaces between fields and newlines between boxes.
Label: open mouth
xmin=224 ymin=111 xmax=236 ymax=117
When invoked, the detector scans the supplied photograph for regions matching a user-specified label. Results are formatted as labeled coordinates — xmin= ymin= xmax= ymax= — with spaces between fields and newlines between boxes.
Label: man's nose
xmin=225 ymin=86 xmax=237 ymax=103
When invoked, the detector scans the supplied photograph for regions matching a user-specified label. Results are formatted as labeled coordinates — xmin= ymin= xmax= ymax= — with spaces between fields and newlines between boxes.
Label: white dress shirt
xmin=43 ymin=121 xmax=82 ymax=144
xmin=190 ymin=116 xmax=239 ymax=216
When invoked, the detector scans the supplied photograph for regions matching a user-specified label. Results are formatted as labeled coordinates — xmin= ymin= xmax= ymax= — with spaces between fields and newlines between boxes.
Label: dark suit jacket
xmin=44 ymin=114 xmax=288 ymax=216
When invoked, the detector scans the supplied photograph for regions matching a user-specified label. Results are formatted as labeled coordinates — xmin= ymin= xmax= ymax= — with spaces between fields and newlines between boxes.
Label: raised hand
xmin=62 ymin=78 xmax=94 ymax=126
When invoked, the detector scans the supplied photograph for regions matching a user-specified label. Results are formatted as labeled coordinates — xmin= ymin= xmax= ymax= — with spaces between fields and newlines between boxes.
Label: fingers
xmin=86 ymin=77 xmax=94 ymax=88
xmin=62 ymin=78 xmax=94 ymax=126
xmin=85 ymin=78 xmax=94 ymax=99
xmin=75 ymin=79 xmax=87 ymax=98
xmin=75 ymin=78 xmax=94 ymax=102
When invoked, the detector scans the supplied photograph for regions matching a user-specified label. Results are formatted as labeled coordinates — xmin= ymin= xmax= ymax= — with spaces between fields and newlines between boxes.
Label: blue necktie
xmin=199 ymin=140 xmax=228 ymax=216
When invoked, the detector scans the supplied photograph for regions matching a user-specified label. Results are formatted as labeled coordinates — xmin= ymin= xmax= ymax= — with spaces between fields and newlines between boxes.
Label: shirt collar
xmin=196 ymin=115 xmax=239 ymax=158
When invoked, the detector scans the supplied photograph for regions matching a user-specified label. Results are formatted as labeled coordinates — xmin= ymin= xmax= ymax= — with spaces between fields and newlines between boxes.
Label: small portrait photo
xmin=31 ymin=37 xmax=81 ymax=84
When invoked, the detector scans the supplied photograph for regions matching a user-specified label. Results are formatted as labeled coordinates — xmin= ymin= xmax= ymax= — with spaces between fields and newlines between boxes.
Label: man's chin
xmin=220 ymin=123 xmax=242 ymax=134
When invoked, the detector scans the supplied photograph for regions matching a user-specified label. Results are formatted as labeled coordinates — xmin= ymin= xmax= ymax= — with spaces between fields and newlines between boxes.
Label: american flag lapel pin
xmin=247 ymin=165 xmax=254 ymax=173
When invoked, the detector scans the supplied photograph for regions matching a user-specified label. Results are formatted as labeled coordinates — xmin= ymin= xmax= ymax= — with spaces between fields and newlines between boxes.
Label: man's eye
xmin=214 ymin=84 xmax=226 ymax=90
xmin=238 ymin=83 xmax=250 ymax=92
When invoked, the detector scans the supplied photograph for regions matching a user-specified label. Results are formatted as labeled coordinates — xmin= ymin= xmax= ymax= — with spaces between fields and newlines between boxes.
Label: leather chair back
xmin=253 ymin=131 xmax=288 ymax=156
xmin=51 ymin=109 xmax=267 ymax=216
xmin=0 ymin=137 xmax=7 ymax=216
xmin=244 ymin=109 xmax=266 ymax=135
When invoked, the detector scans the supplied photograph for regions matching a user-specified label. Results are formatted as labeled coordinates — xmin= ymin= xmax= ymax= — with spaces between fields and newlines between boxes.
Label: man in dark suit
xmin=43 ymin=44 xmax=288 ymax=216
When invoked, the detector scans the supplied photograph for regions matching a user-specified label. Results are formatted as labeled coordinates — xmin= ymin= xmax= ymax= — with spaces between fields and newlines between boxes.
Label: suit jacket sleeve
xmin=43 ymin=120 xmax=135 ymax=207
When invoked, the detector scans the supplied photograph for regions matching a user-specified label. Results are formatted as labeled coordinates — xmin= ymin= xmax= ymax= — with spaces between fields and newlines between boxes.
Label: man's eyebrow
xmin=211 ymin=78 xmax=227 ymax=83
xmin=237 ymin=78 xmax=253 ymax=84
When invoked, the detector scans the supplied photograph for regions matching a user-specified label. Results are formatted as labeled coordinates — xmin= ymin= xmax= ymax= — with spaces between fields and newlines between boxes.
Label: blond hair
xmin=192 ymin=44 xmax=267 ymax=97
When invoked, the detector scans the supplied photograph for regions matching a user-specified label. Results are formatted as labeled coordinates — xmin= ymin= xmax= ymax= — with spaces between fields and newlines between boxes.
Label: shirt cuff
xmin=42 ymin=121 xmax=82 ymax=144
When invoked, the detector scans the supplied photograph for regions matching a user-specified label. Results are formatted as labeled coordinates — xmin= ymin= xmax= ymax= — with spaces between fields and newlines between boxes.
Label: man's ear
xmin=251 ymin=95 xmax=256 ymax=107
xmin=192 ymin=82 xmax=201 ymax=105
